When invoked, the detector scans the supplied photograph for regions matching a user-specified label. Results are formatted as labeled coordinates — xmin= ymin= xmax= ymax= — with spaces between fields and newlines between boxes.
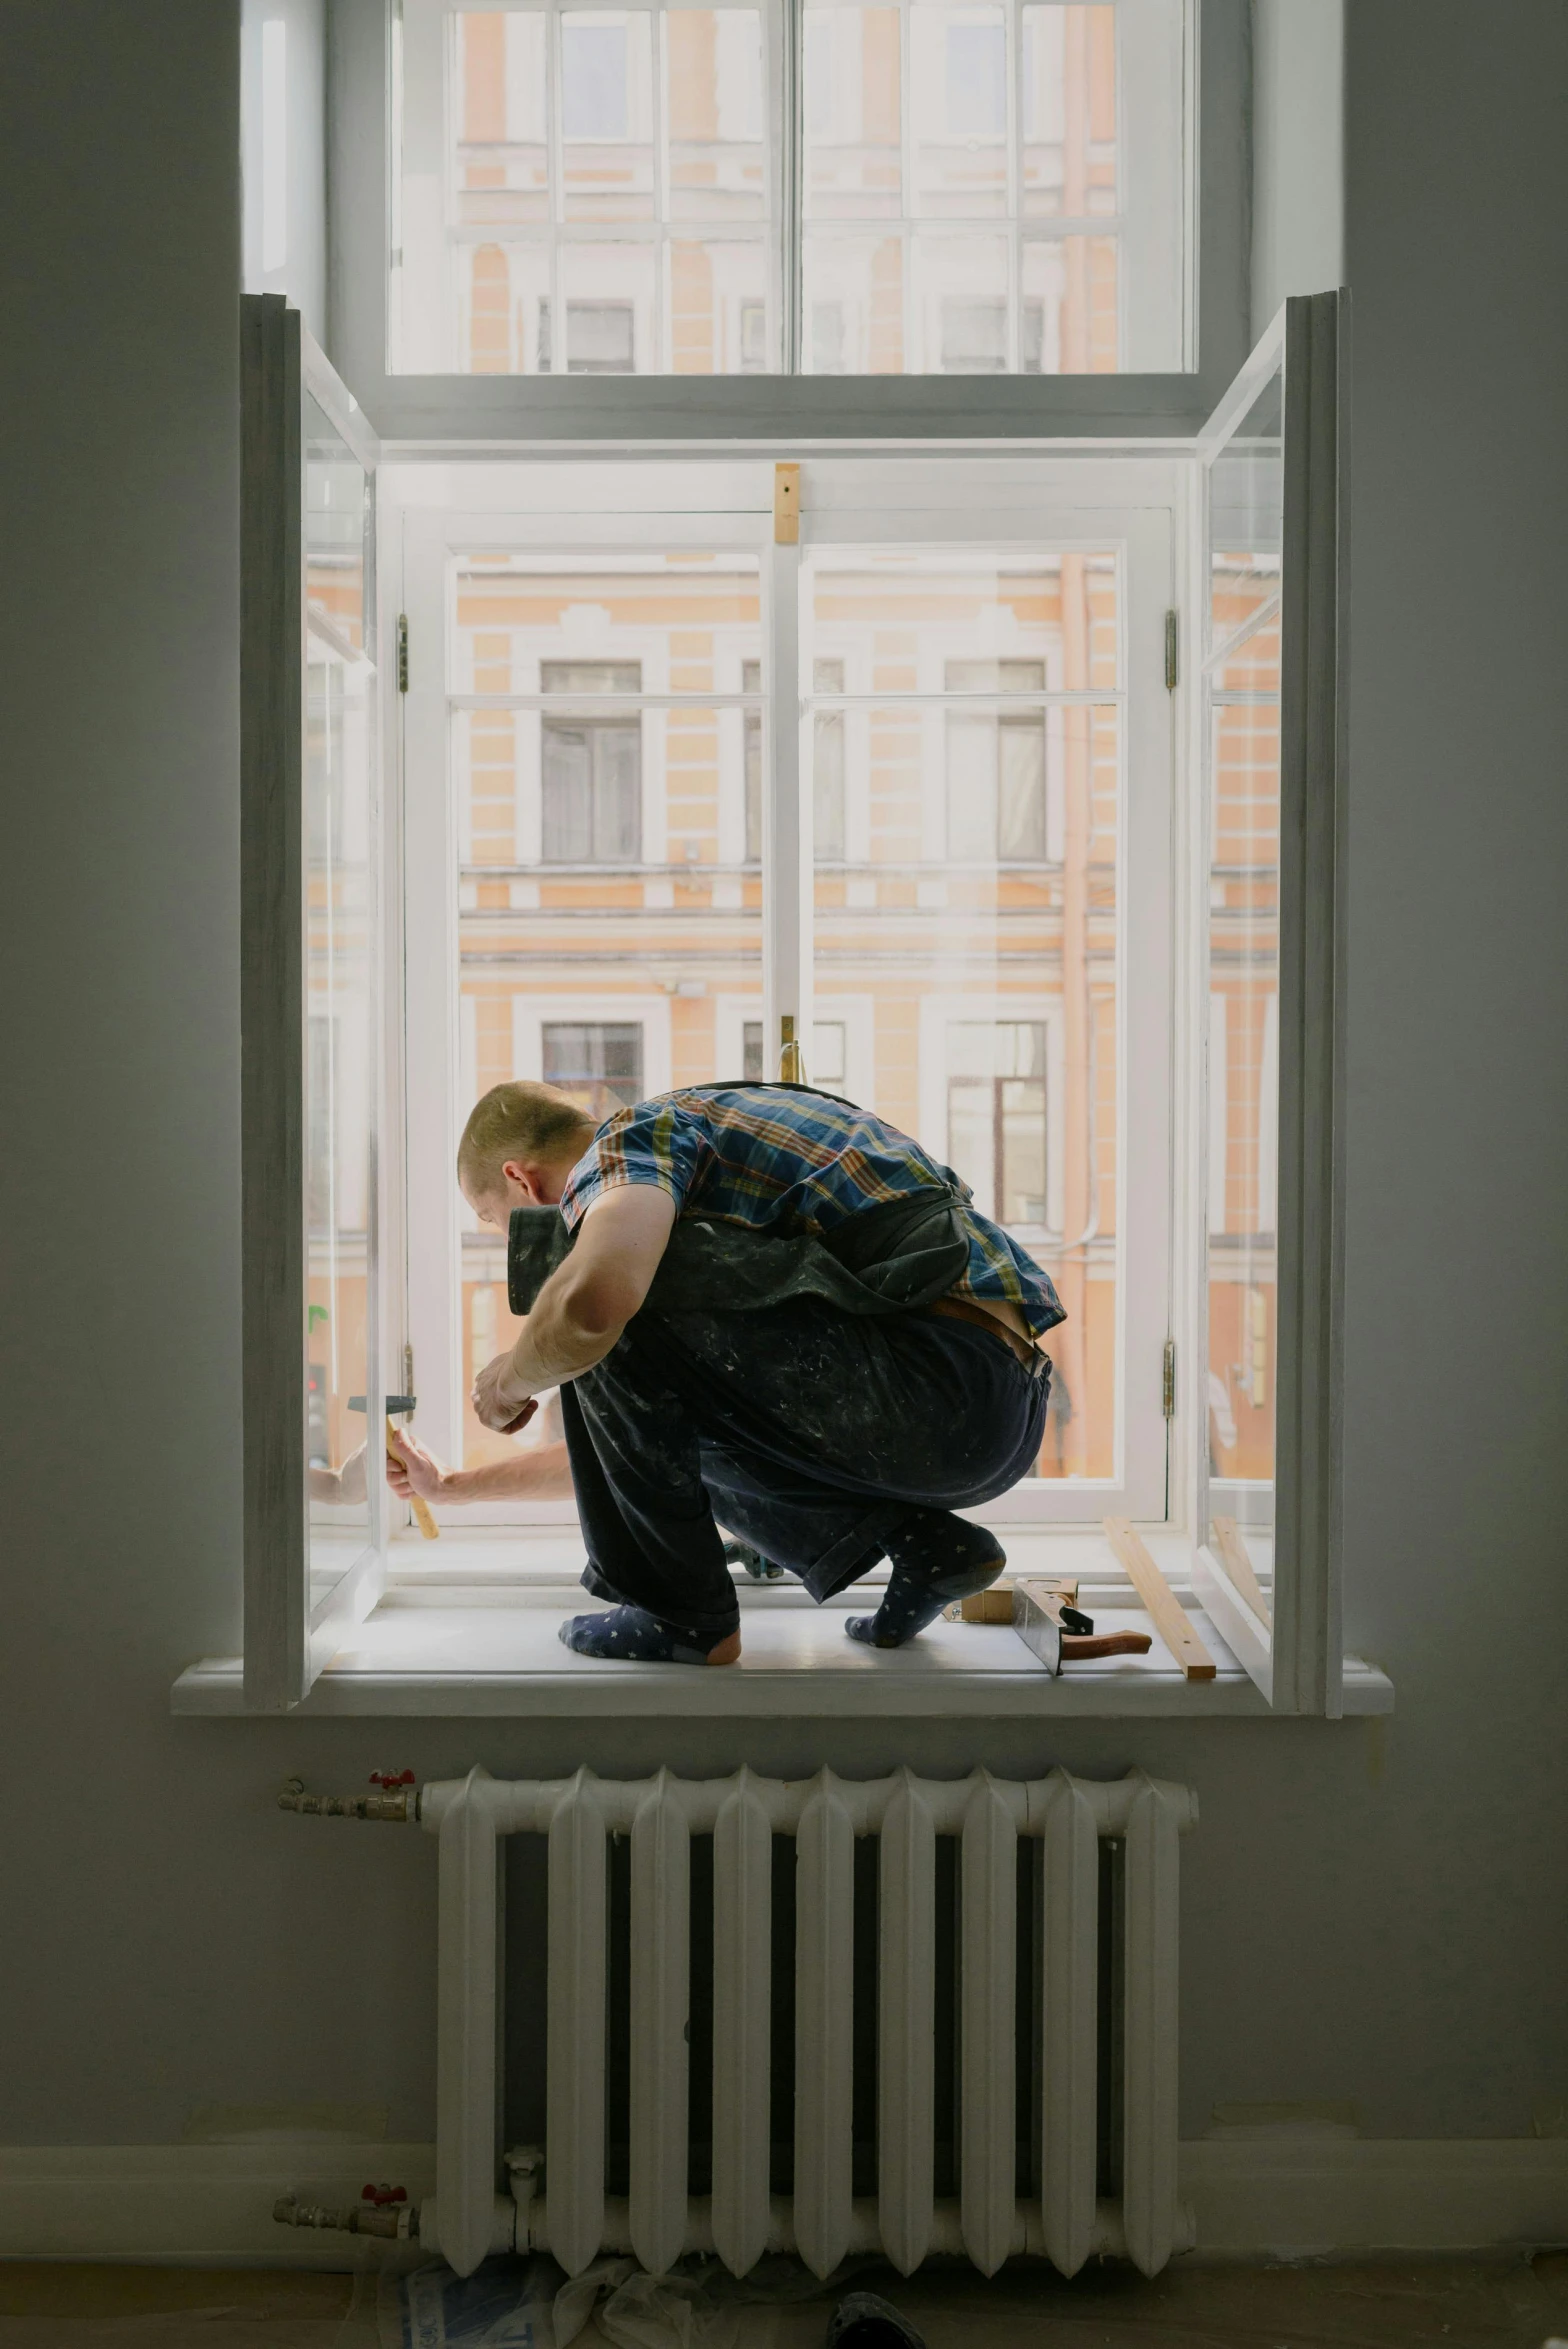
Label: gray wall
xmin=1 ymin=0 xmax=1565 ymax=2163
xmin=1251 ymin=0 xmax=1344 ymax=339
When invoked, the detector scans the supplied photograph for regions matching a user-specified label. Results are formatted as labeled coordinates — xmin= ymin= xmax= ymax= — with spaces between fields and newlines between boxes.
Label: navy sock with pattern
xmin=559 ymin=1604 xmax=732 ymax=1665
xmin=844 ymin=1512 xmax=1006 ymax=1649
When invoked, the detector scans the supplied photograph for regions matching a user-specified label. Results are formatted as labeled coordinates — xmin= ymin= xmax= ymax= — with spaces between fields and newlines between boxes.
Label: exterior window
xmin=542 ymin=1019 xmax=645 ymax=1117
xmin=946 ymin=1021 xmax=1049 ymax=1227
xmin=540 ymin=660 xmax=642 ymax=861
xmin=812 ymin=658 xmax=847 ymax=860
xmin=393 ymin=0 xmax=1188 ymax=376
xmin=945 ymin=659 xmax=1049 ymax=861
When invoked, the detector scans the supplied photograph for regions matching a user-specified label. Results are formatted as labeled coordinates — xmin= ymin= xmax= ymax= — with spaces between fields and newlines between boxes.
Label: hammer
xmin=1011 ymin=1578 xmax=1151 ymax=1674
xmin=351 ymin=1396 xmax=439 ymax=1541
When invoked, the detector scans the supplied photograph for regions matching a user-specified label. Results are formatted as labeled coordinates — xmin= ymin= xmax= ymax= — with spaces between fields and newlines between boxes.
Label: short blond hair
xmin=457 ymin=1081 xmax=597 ymax=1199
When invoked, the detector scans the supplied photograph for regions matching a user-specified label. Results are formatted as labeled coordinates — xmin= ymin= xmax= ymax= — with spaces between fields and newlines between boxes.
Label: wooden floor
xmin=1 ymin=2254 xmax=1567 ymax=2348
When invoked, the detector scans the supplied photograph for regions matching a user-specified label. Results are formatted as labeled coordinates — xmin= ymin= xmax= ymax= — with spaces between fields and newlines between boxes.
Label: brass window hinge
xmin=397 ymin=613 xmax=409 ymax=692
xmin=1164 ymin=610 xmax=1178 ymax=691
xmin=1162 ymin=1337 xmax=1176 ymax=1419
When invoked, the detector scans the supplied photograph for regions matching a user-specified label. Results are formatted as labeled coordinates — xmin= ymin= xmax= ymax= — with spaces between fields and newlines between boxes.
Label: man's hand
xmin=386 ymin=1426 xmax=457 ymax=1500
xmin=471 ymin=1359 xmax=540 ymax=1436
xmin=471 ymin=1185 xmax=677 ymax=1422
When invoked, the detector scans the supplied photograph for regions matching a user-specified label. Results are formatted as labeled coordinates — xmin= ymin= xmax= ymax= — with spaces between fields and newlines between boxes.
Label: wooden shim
xmin=1209 ymin=1514 xmax=1272 ymax=1627
xmin=1100 ymin=1520 xmax=1217 ymax=1681
xmin=773 ymin=462 xmax=800 ymax=544
xmin=946 ymin=1575 xmax=1077 ymax=1625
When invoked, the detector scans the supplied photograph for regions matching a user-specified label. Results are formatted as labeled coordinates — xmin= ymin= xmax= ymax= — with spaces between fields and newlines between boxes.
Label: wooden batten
xmin=1101 ymin=1519 xmax=1218 ymax=1681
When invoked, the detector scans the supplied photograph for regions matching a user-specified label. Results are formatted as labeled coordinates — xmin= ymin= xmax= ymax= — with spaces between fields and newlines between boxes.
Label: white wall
xmin=1 ymin=0 xmax=1566 ymax=2192
xmin=1251 ymin=0 xmax=1343 ymax=339
xmin=242 ymin=0 xmax=327 ymax=341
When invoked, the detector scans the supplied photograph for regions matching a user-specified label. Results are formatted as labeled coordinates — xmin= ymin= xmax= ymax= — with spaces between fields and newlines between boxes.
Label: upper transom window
xmin=392 ymin=0 xmax=1190 ymax=376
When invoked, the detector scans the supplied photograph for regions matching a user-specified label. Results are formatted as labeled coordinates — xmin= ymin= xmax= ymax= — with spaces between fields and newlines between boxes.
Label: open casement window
xmin=1189 ymin=290 xmax=1348 ymax=1715
xmin=241 ymin=296 xmax=387 ymax=1708
xmin=395 ymin=459 xmax=1175 ymax=1529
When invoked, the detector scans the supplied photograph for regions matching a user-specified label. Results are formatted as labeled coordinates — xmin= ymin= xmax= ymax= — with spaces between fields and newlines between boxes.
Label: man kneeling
xmin=460 ymin=1077 xmax=1064 ymax=1666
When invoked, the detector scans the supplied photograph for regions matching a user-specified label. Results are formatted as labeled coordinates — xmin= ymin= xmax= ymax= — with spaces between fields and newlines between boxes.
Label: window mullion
xmin=781 ymin=0 xmax=802 ymax=374
xmin=762 ymin=534 xmax=806 ymax=1078
xmin=547 ymin=4 xmax=564 ymax=373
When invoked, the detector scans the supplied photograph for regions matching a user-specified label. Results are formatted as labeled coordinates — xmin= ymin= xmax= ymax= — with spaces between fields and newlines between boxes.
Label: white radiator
xmin=420 ymin=1765 xmax=1196 ymax=2284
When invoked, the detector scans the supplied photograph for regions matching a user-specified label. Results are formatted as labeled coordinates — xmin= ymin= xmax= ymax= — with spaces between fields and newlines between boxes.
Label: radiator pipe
xmin=274 ymin=2195 xmax=418 ymax=2241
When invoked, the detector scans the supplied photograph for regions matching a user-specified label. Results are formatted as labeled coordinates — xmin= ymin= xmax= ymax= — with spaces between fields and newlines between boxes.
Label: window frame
xmin=240 ymin=295 xmax=390 ymax=1710
xmin=390 ymin=456 xmax=1178 ymax=1530
xmin=328 ymin=0 xmax=1251 ymax=440
xmin=1186 ymin=292 xmax=1349 ymax=1718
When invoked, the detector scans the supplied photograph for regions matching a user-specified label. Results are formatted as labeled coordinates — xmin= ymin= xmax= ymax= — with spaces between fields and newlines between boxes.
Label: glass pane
xmin=397 ymin=1 xmax=779 ymax=373
xmin=667 ymin=9 xmax=767 ymax=220
xmin=1205 ymin=360 xmax=1283 ymax=1557
xmin=803 ymin=3 xmax=902 ymax=217
xmin=802 ymin=235 xmax=905 ymax=371
xmin=797 ymin=0 xmax=1184 ymax=374
xmin=910 ymin=6 xmax=1009 ymax=217
xmin=303 ymin=398 xmax=376 ymax=1606
xmin=558 ymin=244 xmax=658 ymax=371
xmin=561 ymin=12 xmax=656 ymax=219
xmin=451 ymin=547 xmax=763 ymax=1467
xmin=805 ymin=546 xmax=1120 ymax=1477
xmin=671 ymin=238 xmax=772 ymax=372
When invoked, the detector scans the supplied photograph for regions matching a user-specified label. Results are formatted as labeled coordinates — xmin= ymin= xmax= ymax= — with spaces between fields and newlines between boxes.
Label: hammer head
xmin=349 ymin=1395 xmax=418 ymax=1418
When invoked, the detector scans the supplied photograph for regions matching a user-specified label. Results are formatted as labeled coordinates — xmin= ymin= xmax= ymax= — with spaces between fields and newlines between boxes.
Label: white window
xmin=392 ymin=0 xmax=1190 ymax=376
xmin=219 ymin=292 xmax=1359 ymax=1722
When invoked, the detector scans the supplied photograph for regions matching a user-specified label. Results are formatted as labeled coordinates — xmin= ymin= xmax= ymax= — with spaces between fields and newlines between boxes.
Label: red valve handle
xmin=369 ymin=1770 xmax=415 ymax=1789
xmin=361 ymin=2182 xmax=408 ymax=2206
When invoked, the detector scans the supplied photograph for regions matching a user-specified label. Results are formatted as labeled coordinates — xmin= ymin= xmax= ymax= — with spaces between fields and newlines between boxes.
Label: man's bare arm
xmin=387 ymin=1426 xmax=574 ymax=1501
xmin=472 ymin=1185 xmax=676 ymax=1431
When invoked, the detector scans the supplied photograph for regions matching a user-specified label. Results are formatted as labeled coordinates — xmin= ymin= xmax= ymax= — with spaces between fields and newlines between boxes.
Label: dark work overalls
xmin=508 ymin=1152 xmax=1053 ymax=1650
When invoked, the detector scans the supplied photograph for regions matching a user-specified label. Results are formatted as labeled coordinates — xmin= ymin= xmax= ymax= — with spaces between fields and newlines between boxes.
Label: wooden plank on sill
xmin=1209 ymin=1514 xmax=1272 ymax=1627
xmin=1100 ymin=1518 xmax=1217 ymax=1682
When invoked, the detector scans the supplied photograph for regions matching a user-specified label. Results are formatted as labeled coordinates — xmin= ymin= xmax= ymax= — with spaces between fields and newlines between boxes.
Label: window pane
xmin=451 ymin=545 xmax=763 ymax=1466
xmin=798 ymin=0 xmax=1184 ymax=374
xmin=667 ymin=8 xmax=767 ymax=220
xmin=397 ymin=0 xmax=779 ymax=374
xmin=303 ymin=409 xmax=375 ymax=1603
xmin=1205 ymin=361 xmax=1282 ymax=1526
xmin=806 ymin=546 xmax=1120 ymax=1476
xmin=802 ymin=235 xmax=905 ymax=372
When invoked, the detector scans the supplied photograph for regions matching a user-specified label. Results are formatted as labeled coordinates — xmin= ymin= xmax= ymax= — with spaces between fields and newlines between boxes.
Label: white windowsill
xmin=173 ymin=1532 xmax=1393 ymax=1720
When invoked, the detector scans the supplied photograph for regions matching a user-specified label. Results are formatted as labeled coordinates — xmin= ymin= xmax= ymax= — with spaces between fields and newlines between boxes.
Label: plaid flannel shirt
xmin=558 ymin=1084 xmax=1066 ymax=1341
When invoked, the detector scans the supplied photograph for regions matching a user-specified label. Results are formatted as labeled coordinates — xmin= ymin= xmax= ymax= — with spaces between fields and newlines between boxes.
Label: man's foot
xmin=559 ymin=1605 xmax=741 ymax=1665
xmin=845 ymin=1512 xmax=1006 ymax=1649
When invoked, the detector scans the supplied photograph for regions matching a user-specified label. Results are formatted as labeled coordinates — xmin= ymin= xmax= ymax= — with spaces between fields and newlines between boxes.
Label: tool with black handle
xmin=1011 ymin=1577 xmax=1152 ymax=1674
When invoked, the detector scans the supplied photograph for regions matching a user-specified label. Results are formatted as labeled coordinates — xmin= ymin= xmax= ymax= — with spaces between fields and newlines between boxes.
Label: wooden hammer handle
xmin=1061 ymin=1631 xmax=1152 ymax=1661
xmin=386 ymin=1417 xmax=440 ymax=1542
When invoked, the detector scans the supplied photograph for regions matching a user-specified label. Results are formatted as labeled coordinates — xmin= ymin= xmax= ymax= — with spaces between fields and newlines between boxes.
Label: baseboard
xmin=1 ymin=2139 xmax=1563 ymax=2267
xmin=1182 ymin=2137 xmax=1568 ymax=2255
xmin=0 ymin=2143 xmax=435 ymax=2267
